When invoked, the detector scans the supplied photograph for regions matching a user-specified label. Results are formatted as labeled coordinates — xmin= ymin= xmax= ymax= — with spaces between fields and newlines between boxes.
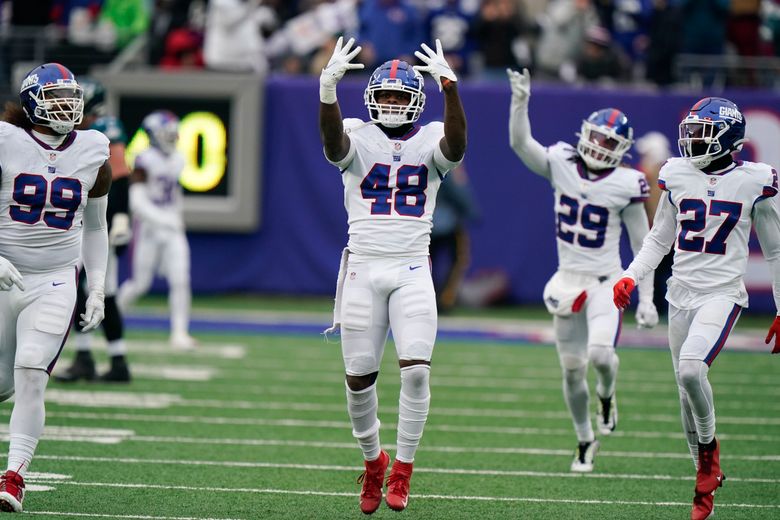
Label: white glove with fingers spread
xmin=0 ymin=255 xmax=23 ymax=291
xmin=320 ymin=36 xmax=364 ymax=104
xmin=413 ymin=39 xmax=457 ymax=91
xmin=108 ymin=213 xmax=132 ymax=247
xmin=80 ymin=290 xmax=105 ymax=332
xmin=507 ymin=67 xmax=531 ymax=106
xmin=636 ymin=300 xmax=659 ymax=329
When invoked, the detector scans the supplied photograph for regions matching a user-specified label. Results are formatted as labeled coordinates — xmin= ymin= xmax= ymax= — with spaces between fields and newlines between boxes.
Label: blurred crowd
xmin=3 ymin=0 xmax=780 ymax=88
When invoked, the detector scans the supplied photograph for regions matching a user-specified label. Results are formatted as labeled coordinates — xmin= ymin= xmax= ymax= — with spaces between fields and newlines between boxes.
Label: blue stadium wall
xmin=130 ymin=77 xmax=780 ymax=311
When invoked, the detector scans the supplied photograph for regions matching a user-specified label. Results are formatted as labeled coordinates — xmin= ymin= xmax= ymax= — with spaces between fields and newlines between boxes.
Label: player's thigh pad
xmin=586 ymin=282 xmax=621 ymax=348
xmin=340 ymin=261 xmax=389 ymax=375
xmin=553 ymin=313 xmax=588 ymax=370
xmin=389 ymin=269 xmax=437 ymax=362
xmin=0 ymin=292 xmax=18 ymax=399
xmin=680 ymin=299 xmax=741 ymax=363
xmin=16 ymin=273 xmax=77 ymax=370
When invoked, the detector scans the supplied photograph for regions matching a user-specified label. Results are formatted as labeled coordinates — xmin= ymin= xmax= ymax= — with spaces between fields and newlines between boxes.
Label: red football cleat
xmin=692 ymin=439 xmax=725 ymax=520
xmin=385 ymin=459 xmax=413 ymax=511
xmin=357 ymin=450 xmax=389 ymax=515
xmin=0 ymin=470 xmax=24 ymax=512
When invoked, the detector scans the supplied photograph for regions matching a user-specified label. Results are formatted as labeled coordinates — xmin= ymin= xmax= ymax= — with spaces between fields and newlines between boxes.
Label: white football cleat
xmin=170 ymin=333 xmax=198 ymax=351
xmin=571 ymin=440 xmax=600 ymax=473
xmin=597 ymin=395 xmax=618 ymax=436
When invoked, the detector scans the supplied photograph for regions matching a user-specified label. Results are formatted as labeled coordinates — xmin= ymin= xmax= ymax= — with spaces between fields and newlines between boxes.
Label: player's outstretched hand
xmin=0 ymin=255 xmax=23 ymax=291
xmin=319 ymin=36 xmax=364 ymax=104
xmin=414 ymin=39 xmax=457 ymax=91
xmin=506 ymin=68 xmax=531 ymax=104
xmin=636 ymin=300 xmax=659 ymax=329
xmin=764 ymin=316 xmax=780 ymax=354
xmin=613 ymin=277 xmax=636 ymax=310
xmin=80 ymin=290 xmax=105 ymax=332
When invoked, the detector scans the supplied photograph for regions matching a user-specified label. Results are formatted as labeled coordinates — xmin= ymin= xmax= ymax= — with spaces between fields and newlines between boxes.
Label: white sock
xmin=74 ymin=332 xmax=93 ymax=352
xmin=678 ymin=359 xmax=716 ymax=445
xmin=169 ymin=282 xmax=191 ymax=338
xmin=396 ymin=365 xmax=431 ymax=463
xmin=7 ymin=369 xmax=48 ymax=477
xmin=678 ymin=387 xmax=699 ymax=470
xmin=346 ymin=382 xmax=381 ymax=461
xmin=589 ymin=344 xmax=619 ymax=399
xmin=562 ymin=365 xmax=594 ymax=443
xmin=107 ymin=339 xmax=127 ymax=357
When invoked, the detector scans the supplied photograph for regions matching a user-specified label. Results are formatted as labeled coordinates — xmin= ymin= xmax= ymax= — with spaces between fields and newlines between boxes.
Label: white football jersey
xmin=547 ymin=142 xmax=649 ymax=275
xmin=134 ymin=146 xmax=185 ymax=219
xmin=0 ymin=122 xmax=109 ymax=274
xmin=659 ymin=157 xmax=778 ymax=291
xmin=327 ymin=119 xmax=461 ymax=256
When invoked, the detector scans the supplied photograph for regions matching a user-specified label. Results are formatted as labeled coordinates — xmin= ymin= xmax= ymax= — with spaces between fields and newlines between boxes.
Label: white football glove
xmin=0 ymin=255 xmax=23 ymax=291
xmin=80 ymin=290 xmax=105 ymax=332
xmin=319 ymin=36 xmax=364 ymax=104
xmin=507 ymin=67 xmax=531 ymax=106
xmin=636 ymin=300 xmax=659 ymax=329
xmin=414 ymin=39 xmax=457 ymax=91
xmin=108 ymin=213 xmax=132 ymax=247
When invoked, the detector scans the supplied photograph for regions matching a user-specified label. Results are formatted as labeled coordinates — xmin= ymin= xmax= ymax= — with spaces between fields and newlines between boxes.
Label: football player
xmin=320 ymin=38 xmax=466 ymax=514
xmin=116 ymin=110 xmax=195 ymax=350
xmin=614 ymin=97 xmax=780 ymax=520
xmin=507 ymin=68 xmax=658 ymax=473
xmin=0 ymin=63 xmax=111 ymax=512
xmin=55 ymin=77 xmax=133 ymax=383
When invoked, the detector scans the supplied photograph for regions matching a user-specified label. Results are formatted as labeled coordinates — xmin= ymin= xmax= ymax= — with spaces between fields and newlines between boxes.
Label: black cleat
xmin=53 ymin=352 xmax=96 ymax=383
xmin=98 ymin=356 xmax=131 ymax=383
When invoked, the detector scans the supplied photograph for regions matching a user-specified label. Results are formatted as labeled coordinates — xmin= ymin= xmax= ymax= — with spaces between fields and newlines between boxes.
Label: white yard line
xmin=27 ymin=479 xmax=780 ymax=510
xmin=26 ymin=455 xmax=780 ymax=484
xmin=26 ymin=512 xmax=243 ymax=520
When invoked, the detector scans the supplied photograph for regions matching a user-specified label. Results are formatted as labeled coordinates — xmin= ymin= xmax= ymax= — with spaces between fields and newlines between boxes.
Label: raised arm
xmin=414 ymin=40 xmax=466 ymax=162
xmin=507 ymin=68 xmax=550 ymax=179
xmin=319 ymin=37 xmax=364 ymax=163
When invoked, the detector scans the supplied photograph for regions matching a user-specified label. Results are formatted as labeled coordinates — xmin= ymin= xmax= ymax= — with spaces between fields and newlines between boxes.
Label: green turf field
xmin=3 ymin=297 xmax=778 ymax=519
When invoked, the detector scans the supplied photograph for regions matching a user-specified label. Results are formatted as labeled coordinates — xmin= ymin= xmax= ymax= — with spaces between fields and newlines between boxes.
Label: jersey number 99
xmin=10 ymin=173 xmax=83 ymax=230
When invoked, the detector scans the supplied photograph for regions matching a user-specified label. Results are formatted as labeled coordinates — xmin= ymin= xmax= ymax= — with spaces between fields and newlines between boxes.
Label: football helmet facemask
xmin=678 ymin=97 xmax=746 ymax=168
xmin=364 ymin=60 xmax=425 ymax=128
xmin=142 ymin=110 xmax=179 ymax=154
xmin=20 ymin=63 xmax=83 ymax=135
xmin=576 ymin=108 xmax=634 ymax=171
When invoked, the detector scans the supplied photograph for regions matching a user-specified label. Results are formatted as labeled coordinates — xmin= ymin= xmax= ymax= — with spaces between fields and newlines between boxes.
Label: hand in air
xmin=80 ymin=290 xmax=105 ymax=332
xmin=636 ymin=300 xmax=659 ymax=329
xmin=0 ymin=256 xmax=23 ymax=291
xmin=320 ymin=37 xmax=364 ymax=93
xmin=613 ymin=277 xmax=636 ymax=310
xmin=765 ymin=316 xmax=780 ymax=354
xmin=414 ymin=39 xmax=457 ymax=91
xmin=506 ymin=68 xmax=531 ymax=104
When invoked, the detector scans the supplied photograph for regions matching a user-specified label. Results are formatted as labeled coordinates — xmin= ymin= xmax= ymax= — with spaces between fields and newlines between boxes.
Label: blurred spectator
xmin=592 ymin=0 xmax=653 ymax=64
xmin=575 ymin=25 xmax=630 ymax=83
xmin=95 ymin=0 xmax=149 ymax=50
xmin=148 ymin=0 xmax=201 ymax=66
xmin=727 ymin=0 xmax=761 ymax=57
xmin=644 ymin=0 xmax=680 ymax=86
xmin=535 ymin=0 xmax=598 ymax=80
xmin=471 ymin=0 xmax=530 ymax=77
xmin=357 ymin=0 xmax=423 ymax=70
xmin=159 ymin=27 xmax=204 ymax=69
xmin=431 ymin=165 xmax=479 ymax=313
xmin=424 ymin=0 xmax=477 ymax=77
xmin=203 ymin=0 xmax=277 ymax=74
xmin=680 ymin=0 xmax=729 ymax=56
xmin=12 ymin=0 xmax=55 ymax=25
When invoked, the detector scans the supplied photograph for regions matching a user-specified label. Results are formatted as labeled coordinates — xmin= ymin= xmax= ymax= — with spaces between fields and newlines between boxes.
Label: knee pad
xmin=559 ymin=352 xmax=587 ymax=372
xmin=678 ymin=359 xmax=707 ymax=391
xmin=588 ymin=344 xmax=615 ymax=371
xmin=0 ymin=381 xmax=13 ymax=402
xmin=16 ymin=344 xmax=47 ymax=370
xmin=400 ymin=365 xmax=430 ymax=397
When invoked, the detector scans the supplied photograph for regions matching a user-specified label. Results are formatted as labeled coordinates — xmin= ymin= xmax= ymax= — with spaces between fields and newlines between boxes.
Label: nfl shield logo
xmin=49 ymin=153 xmax=57 ymax=162
xmin=394 ymin=142 xmax=402 ymax=152
xmin=709 ymin=177 xmax=718 ymax=185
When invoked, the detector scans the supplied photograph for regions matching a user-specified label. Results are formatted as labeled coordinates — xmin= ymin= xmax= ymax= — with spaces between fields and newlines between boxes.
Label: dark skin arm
xmin=439 ymin=79 xmax=467 ymax=162
xmin=129 ymin=167 xmax=148 ymax=184
xmin=88 ymin=161 xmax=112 ymax=198
xmin=319 ymin=101 xmax=351 ymax=163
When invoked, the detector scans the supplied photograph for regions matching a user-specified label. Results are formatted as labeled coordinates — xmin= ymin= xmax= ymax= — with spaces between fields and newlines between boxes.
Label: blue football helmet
xmin=364 ymin=60 xmax=425 ymax=128
xmin=678 ymin=97 xmax=746 ymax=168
xmin=576 ymin=108 xmax=634 ymax=170
xmin=142 ymin=110 xmax=179 ymax=154
xmin=19 ymin=63 xmax=83 ymax=134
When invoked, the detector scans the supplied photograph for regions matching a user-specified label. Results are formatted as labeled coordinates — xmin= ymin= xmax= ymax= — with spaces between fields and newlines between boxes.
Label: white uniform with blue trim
xmin=0 ymin=122 xmax=108 ymax=379
xmin=624 ymin=158 xmax=780 ymax=364
xmin=326 ymin=119 xmax=461 ymax=375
